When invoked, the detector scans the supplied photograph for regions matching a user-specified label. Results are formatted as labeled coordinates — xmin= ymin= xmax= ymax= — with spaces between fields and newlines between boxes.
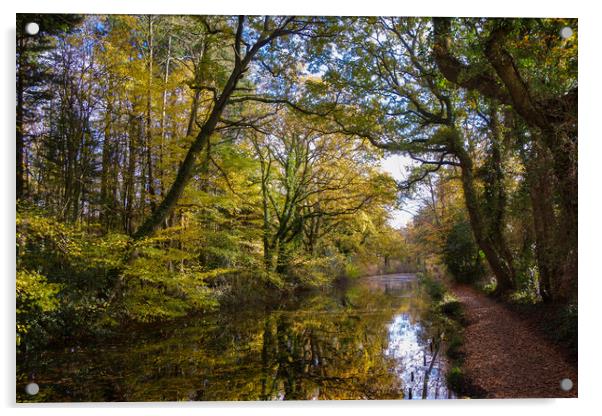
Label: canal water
xmin=17 ymin=273 xmax=455 ymax=402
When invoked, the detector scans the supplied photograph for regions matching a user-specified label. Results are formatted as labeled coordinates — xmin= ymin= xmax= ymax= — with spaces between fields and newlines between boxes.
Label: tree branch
xmin=432 ymin=17 xmax=512 ymax=105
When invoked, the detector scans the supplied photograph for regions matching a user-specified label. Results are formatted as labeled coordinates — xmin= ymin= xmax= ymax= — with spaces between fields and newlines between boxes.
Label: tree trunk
xmin=540 ymin=129 xmax=578 ymax=302
xmin=526 ymin=145 xmax=556 ymax=302
xmin=124 ymin=115 xmax=138 ymax=235
xmin=261 ymin=162 xmax=272 ymax=270
xmin=145 ymin=16 xmax=156 ymax=212
xmin=133 ymin=16 xmax=294 ymax=239
xmin=447 ymin=128 xmax=515 ymax=295
xmin=275 ymin=240 xmax=288 ymax=274
xmin=133 ymin=53 xmax=248 ymax=239
xmin=433 ymin=17 xmax=577 ymax=300
xmin=100 ymin=92 xmax=114 ymax=231
xmin=186 ymin=89 xmax=201 ymax=138
xmin=159 ymin=35 xmax=172 ymax=198
xmin=485 ymin=107 xmax=516 ymax=284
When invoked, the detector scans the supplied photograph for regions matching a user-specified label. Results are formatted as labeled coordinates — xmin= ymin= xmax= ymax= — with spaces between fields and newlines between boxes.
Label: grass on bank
xmin=418 ymin=271 xmax=485 ymax=398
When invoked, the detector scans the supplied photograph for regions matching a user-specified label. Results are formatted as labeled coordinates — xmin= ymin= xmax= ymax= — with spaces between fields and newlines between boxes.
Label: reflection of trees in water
xmin=258 ymin=307 xmax=402 ymax=400
xmin=18 ymin=277 xmax=449 ymax=401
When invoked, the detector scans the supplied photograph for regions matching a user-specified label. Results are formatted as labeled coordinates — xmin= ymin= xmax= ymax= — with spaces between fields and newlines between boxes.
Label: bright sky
xmin=379 ymin=154 xmax=421 ymax=229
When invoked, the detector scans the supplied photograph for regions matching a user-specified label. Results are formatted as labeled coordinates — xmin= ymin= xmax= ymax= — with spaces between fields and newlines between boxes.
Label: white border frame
xmin=2 ymin=1 xmax=598 ymax=415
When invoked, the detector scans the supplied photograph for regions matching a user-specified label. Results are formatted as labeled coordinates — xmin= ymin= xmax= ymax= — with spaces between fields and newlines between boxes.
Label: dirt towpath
xmin=451 ymin=285 xmax=577 ymax=398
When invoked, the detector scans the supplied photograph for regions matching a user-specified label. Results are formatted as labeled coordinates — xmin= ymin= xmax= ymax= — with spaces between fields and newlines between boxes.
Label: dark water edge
xmin=17 ymin=273 xmax=455 ymax=402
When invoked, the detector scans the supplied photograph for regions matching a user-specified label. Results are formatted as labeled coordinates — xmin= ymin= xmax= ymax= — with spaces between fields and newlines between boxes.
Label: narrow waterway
xmin=17 ymin=273 xmax=454 ymax=402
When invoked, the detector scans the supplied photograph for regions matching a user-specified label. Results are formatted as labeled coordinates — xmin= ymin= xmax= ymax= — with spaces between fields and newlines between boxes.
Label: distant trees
xmin=16 ymin=14 xmax=83 ymax=201
xmin=443 ymin=219 xmax=486 ymax=284
xmin=248 ymin=111 xmax=397 ymax=275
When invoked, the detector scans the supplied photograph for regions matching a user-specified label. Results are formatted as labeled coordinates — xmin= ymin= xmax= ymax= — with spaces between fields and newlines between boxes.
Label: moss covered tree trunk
xmin=433 ymin=17 xmax=577 ymax=300
xmin=446 ymin=128 xmax=516 ymax=295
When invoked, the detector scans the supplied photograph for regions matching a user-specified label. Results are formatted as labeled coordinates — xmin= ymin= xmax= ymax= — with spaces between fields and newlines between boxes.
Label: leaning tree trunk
xmin=446 ymin=128 xmax=516 ymax=295
xmin=132 ymin=70 xmax=240 ymax=240
xmin=132 ymin=16 xmax=301 ymax=240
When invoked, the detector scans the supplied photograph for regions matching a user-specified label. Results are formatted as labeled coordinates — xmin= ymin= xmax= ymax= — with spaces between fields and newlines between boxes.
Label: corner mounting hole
xmin=560 ymin=378 xmax=573 ymax=391
xmin=560 ymin=26 xmax=573 ymax=39
xmin=25 ymin=22 xmax=39 ymax=36
xmin=25 ymin=382 xmax=39 ymax=395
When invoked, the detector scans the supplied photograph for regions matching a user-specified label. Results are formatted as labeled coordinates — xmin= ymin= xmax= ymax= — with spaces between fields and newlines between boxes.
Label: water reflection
xmin=17 ymin=273 xmax=455 ymax=402
xmin=386 ymin=315 xmax=452 ymax=399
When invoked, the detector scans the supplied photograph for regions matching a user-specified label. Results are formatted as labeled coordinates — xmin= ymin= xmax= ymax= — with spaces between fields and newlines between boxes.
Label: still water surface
xmin=17 ymin=273 xmax=454 ymax=402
